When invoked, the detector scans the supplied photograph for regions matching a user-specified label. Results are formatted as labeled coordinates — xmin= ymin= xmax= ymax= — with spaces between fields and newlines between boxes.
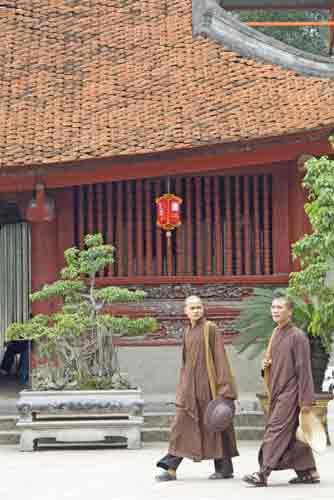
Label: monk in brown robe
xmin=156 ymin=295 xmax=239 ymax=481
xmin=243 ymin=294 xmax=320 ymax=487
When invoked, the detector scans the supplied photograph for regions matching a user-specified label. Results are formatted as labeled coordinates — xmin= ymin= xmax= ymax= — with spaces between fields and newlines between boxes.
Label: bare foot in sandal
xmin=289 ymin=469 xmax=320 ymax=485
xmin=242 ymin=472 xmax=268 ymax=487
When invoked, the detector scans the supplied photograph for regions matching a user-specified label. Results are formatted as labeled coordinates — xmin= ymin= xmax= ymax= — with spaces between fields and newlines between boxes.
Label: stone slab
xmin=0 ymin=442 xmax=333 ymax=500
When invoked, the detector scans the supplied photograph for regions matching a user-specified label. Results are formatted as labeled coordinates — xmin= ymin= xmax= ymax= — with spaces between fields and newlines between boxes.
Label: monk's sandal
xmin=242 ymin=472 xmax=268 ymax=487
xmin=289 ymin=471 xmax=320 ymax=485
xmin=209 ymin=472 xmax=233 ymax=480
xmin=155 ymin=470 xmax=177 ymax=482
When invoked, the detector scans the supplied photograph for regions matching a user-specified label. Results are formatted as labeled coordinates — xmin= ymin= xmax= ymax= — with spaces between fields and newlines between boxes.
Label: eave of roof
xmin=193 ymin=0 xmax=334 ymax=78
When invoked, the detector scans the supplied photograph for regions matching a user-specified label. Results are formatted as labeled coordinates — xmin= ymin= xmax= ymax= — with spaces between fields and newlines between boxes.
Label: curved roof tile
xmin=0 ymin=0 xmax=334 ymax=168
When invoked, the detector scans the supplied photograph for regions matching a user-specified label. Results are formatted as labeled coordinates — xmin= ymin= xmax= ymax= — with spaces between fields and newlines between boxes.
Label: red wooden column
xmin=144 ymin=180 xmax=153 ymax=275
xmin=204 ymin=177 xmax=212 ymax=274
xmin=235 ymin=177 xmax=242 ymax=275
xmin=224 ymin=177 xmax=233 ymax=275
xmin=272 ymin=167 xmax=291 ymax=274
xmin=186 ymin=177 xmax=193 ymax=275
xmin=213 ymin=176 xmax=223 ymax=274
xmin=96 ymin=184 xmax=104 ymax=237
xmin=87 ymin=184 xmax=94 ymax=235
xmin=31 ymin=218 xmax=59 ymax=316
xmin=253 ymin=176 xmax=262 ymax=274
xmin=96 ymin=183 xmax=104 ymax=277
xmin=174 ymin=177 xmax=183 ymax=274
xmin=116 ymin=182 xmax=124 ymax=276
xmin=55 ymin=188 xmax=75 ymax=270
xmin=155 ymin=180 xmax=163 ymax=275
xmin=126 ymin=182 xmax=134 ymax=277
xmin=107 ymin=183 xmax=114 ymax=276
xmin=288 ymin=163 xmax=311 ymax=271
xmin=136 ymin=180 xmax=144 ymax=275
xmin=78 ymin=186 xmax=85 ymax=248
xmin=263 ymin=175 xmax=272 ymax=275
xmin=243 ymin=176 xmax=252 ymax=275
xmin=195 ymin=177 xmax=203 ymax=275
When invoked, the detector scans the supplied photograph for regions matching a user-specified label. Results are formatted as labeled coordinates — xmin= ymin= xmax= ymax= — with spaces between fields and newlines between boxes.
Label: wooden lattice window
xmin=73 ymin=173 xmax=273 ymax=277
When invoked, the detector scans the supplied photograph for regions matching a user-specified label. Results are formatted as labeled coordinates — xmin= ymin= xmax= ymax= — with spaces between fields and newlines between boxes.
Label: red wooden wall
xmin=27 ymin=161 xmax=307 ymax=342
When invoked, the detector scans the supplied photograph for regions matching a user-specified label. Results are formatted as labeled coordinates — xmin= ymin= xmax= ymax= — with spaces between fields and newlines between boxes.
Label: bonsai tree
xmin=235 ymin=153 xmax=334 ymax=392
xmin=6 ymin=233 xmax=158 ymax=390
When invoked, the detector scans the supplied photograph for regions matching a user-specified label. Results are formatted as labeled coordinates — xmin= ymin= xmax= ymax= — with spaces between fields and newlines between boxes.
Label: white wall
xmin=117 ymin=345 xmax=265 ymax=398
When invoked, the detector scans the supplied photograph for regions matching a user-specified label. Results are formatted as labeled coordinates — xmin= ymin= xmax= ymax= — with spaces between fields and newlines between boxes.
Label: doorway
xmin=0 ymin=222 xmax=31 ymax=399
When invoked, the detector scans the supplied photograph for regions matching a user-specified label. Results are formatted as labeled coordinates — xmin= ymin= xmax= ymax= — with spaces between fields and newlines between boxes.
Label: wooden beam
xmin=0 ymin=134 xmax=332 ymax=192
xmin=95 ymin=274 xmax=289 ymax=286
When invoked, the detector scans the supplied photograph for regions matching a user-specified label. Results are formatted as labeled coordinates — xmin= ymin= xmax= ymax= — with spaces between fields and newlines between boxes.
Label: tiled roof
xmin=0 ymin=0 xmax=334 ymax=169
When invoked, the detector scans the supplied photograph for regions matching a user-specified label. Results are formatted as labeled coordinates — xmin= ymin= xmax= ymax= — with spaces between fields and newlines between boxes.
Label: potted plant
xmin=6 ymin=233 xmax=158 ymax=450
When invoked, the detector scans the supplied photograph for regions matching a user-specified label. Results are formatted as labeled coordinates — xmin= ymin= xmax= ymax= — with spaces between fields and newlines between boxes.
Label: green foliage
xmin=234 ymin=288 xmax=320 ymax=358
xmin=6 ymin=234 xmax=158 ymax=389
xmin=94 ymin=287 xmax=146 ymax=304
xmin=237 ymin=10 xmax=327 ymax=55
xmin=233 ymin=288 xmax=277 ymax=358
xmin=288 ymin=156 xmax=334 ymax=352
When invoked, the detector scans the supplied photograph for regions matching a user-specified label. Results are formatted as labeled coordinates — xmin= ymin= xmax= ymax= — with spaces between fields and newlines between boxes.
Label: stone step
xmin=0 ymin=430 xmax=20 ymax=445
xmin=0 ymin=415 xmax=17 ymax=431
xmin=142 ymin=426 xmax=264 ymax=442
xmin=143 ymin=412 xmax=266 ymax=428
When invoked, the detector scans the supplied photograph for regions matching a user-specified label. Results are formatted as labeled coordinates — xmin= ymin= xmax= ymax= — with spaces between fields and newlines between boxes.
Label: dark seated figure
xmin=0 ymin=340 xmax=31 ymax=385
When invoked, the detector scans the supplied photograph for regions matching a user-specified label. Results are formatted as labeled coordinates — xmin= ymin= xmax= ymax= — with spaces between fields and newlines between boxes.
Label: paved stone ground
xmin=0 ymin=442 xmax=333 ymax=500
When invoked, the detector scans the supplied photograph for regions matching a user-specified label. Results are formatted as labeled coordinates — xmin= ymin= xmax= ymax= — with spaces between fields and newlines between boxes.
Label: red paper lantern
xmin=156 ymin=193 xmax=183 ymax=233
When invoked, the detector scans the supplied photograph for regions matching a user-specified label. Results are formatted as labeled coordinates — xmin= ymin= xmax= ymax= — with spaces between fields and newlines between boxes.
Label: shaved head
xmin=185 ymin=295 xmax=203 ymax=307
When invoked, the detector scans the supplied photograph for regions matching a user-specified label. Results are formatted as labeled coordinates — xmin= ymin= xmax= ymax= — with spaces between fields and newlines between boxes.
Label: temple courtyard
xmin=0 ymin=441 xmax=332 ymax=500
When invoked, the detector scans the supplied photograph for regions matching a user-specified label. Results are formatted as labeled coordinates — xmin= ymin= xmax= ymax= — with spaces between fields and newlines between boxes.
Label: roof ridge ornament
xmin=192 ymin=0 xmax=334 ymax=78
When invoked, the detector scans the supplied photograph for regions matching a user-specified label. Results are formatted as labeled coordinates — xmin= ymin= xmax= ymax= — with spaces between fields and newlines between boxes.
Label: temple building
xmin=0 ymin=0 xmax=334 ymax=393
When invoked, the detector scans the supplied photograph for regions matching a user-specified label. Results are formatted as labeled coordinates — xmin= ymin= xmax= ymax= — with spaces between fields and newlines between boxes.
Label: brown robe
xmin=168 ymin=318 xmax=239 ymax=461
xmin=259 ymin=324 xmax=316 ymax=472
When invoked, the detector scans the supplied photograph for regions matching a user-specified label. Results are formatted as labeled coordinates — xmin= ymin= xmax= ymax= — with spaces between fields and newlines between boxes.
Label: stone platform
xmin=16 ymin=389 xmax=144 ymax=451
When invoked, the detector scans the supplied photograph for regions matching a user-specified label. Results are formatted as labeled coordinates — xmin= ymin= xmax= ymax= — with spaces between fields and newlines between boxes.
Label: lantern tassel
xmin=166 ymin=230 xmax=173 ymax=275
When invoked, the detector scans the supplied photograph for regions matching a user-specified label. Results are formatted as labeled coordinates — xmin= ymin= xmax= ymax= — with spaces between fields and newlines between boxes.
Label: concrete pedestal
xmin=16 ymin=389 xmax=144 ymax=451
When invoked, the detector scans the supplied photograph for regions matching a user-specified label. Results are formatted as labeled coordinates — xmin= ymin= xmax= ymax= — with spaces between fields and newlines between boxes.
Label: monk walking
xmin=156 ymin=295 xmax=239 ymax=481
xmin=243 ymin=293 xmax=320 ymax=487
